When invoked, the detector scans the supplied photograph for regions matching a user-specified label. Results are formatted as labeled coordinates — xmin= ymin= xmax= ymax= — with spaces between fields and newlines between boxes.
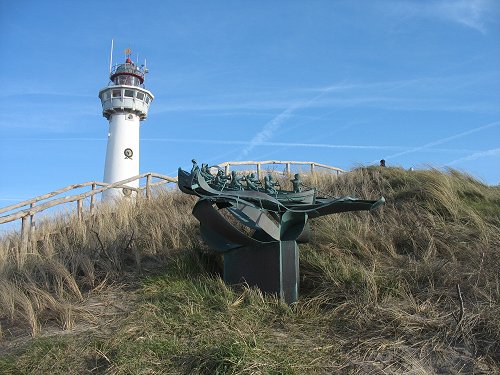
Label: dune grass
xmin=0 ymin=167 xmax=498 ymax=374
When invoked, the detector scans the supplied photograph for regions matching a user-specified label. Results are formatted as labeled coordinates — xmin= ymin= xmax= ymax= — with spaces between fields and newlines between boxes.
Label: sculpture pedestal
xmin=223 ymin=240 xmax=299 ymax=304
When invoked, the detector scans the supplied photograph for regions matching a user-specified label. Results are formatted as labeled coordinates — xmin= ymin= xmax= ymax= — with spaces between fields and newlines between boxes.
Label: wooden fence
xmin=0 ymin=160 xmax=344 ymax=251
xmin=0 ymin=173 xmax=177 ymax=250
xmin=217 ymin=160 xmax=344 ymax=178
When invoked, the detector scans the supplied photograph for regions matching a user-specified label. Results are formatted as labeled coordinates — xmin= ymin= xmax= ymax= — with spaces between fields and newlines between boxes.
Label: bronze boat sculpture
xmin=178 ymin=162 xmax=384 ymax=304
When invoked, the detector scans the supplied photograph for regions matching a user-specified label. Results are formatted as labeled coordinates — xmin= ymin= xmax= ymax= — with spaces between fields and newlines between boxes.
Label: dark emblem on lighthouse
xmin=124 ymin=148 xmax=133 ymax=159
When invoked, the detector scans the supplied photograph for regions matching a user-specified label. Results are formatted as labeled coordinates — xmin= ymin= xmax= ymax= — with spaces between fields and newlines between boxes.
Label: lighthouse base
xmin=102 ymin=112 xmax=140 ymax=201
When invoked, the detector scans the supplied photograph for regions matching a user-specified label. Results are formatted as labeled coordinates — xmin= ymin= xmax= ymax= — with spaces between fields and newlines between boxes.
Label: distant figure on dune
xmin=380 ymin=159 xmax=386 ymax=167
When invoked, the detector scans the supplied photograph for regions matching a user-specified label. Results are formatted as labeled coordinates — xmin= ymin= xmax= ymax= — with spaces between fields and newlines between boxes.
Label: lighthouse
xmin=98 ymin=48 xmax=154 ymax=200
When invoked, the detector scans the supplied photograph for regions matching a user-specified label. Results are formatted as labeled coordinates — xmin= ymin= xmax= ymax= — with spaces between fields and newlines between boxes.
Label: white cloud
xmin=152 ymin=73 xmax=500 ymax=115
xmin=390 ymin=0 xmax=496 ymax=34
xmin=433 ymin=0 xmax=491 ymax=33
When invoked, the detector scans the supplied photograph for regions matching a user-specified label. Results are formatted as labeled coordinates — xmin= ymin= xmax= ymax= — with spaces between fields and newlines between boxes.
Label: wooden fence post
xmin=21 ymin=215 xmax=29 ymax=259
xmin=225 ymin=164 xmax=230 ymax=176
xmin=29 ymin=203 xmax=35 ymax=234
xmin=256 ymin=163 xmax=261 ymax=179
xmin=146 ymin=174 xmax=152 ymax=200
xmin=90 ymin=183 xmax=96 ymax=214
xmin=310 ymin=163 xmax=315 ymax=175
xmin=77 ymin=199 xmax=83 ymax=221
xmin=285 ymin=163 xmax=291 ymax=176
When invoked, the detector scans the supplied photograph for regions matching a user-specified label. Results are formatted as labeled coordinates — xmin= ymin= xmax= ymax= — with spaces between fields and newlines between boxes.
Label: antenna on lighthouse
xmin=109 ymin=39 xmax=114 ymax=73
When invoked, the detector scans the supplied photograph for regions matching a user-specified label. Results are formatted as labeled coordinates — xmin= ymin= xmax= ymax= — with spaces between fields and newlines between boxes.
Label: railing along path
xmin=218 ymin=160 xmax=344 ymax=178
xmin=0 ymin=161 xmax=344 ymax=251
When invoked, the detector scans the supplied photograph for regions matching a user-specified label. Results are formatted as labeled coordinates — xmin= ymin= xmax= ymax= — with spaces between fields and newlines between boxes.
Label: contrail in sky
xmin=381 ymin=120 xmax=500 ymax=161
xmin=236 ymin=85 xmax=341 ymax=160
xmin=6 ymin=138 xmax=107 ymax=141
xmin=144 ymin=139 xmax=471 ymax=152
xmin=10 ymin=137 xmax=479 ymax=154
xmin=448 ymin=147 xmax=500 ymax=165
xmin=237 ymin=107 xmax=295 ymax=160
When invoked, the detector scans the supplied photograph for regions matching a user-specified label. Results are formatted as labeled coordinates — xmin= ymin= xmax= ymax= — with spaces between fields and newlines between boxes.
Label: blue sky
xmin=1 ymin=0 xmax=499 ymax=205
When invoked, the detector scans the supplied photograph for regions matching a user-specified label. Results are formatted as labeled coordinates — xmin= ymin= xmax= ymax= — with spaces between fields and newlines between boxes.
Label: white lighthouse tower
xmin=98 ymin=48 xmax=154 ymax=200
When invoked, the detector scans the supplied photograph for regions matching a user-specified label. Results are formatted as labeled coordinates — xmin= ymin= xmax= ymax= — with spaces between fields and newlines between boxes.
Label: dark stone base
xmin=223 ymin=241 xmax=299 ymax=304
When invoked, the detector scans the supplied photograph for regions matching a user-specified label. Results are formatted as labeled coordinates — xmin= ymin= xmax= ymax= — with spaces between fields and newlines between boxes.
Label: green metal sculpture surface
xmin=178 ymin=162 xmax=384 ymax=304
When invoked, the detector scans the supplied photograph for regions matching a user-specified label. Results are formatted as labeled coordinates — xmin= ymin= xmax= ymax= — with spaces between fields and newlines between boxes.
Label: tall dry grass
xmin=0 ymin=189 xmax=201 ymax=337
xmin=299 ymin=166 xmax=500 ymax=371
xmin=0 ymin=167 xmax=499 ymax=373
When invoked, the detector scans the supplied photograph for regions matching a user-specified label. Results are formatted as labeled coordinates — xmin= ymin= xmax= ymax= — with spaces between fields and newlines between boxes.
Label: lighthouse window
xmin=112 ymin=90 xmax=121 ymax=98
xmin=136 ymin=92 xmax=144 ymax=100
xmin=130 ymin=77 xmax=141 ymax=86
xmin=124 ymin=89 xmax=134 ymax=97
xmin=145 ymin=96 xmax=150 ymax=103
xmin=105 ymin=92 xmax=111 ymax=99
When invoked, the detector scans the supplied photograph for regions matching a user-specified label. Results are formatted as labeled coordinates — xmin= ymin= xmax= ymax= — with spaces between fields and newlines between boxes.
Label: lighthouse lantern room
xmin=99 ymin=47 xmax=154 ymax=200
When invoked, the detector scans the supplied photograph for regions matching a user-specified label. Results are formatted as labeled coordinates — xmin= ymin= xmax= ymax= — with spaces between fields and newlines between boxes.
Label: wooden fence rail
xmin=0 ymin=173 xmax=177 ymax=225
xmin=217 ymin=160 xmax=344 ymax=178
xmin=0 ymin=160 xmax=344 ymax=251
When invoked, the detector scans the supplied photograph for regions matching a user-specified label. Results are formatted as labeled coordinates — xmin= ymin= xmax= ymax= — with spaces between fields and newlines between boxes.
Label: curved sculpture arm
xmin=280 ymin=211 xmax=308 ymax=241
xmin=230 ymin=201 xmax=280 ymax=241
xmin=193 ymin=199 xmax=274 ymax=252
